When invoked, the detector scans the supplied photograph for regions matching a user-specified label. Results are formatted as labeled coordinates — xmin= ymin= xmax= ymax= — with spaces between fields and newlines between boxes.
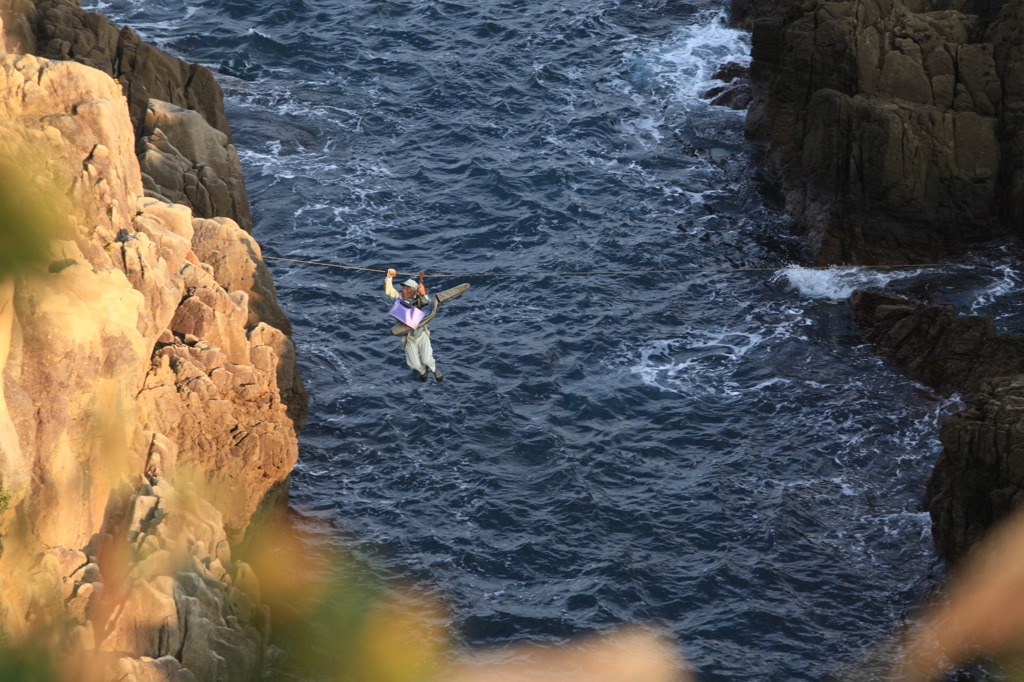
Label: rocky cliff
xmin=733 ymin=0 xmax=1024 ymax=567
xmin=737 ymin=0 xmax=1024 ymax=265
xmin=2 ymin=0 xmax=308 ymax=428
xmin=0 ymin=2 xmax=306 ymax=679
xmin=850 ymin=292 xmax=1024 ymax=565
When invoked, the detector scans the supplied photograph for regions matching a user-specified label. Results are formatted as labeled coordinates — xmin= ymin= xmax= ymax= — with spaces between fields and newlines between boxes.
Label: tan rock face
xmin=0 ymin=0 xmax=309 ymax=418
xmin=81 ymin=478 xmax=270 ymax=680
xmin=0 ymin=46 xmax=299 ymax=680
xmin=2 ymin=0 xmax=257 ymax=229
xmin=9 ymin=0 xmax=230 ymax=136
xmin=190 ymin=217 xmax=307 ymax=430
xmin=137 ymin=325 xmax=297 ymax=540
xmin=0 ymin=53 xmax=149 ymax=550
xmin=139 ymin=100 xmax=254 ymax=233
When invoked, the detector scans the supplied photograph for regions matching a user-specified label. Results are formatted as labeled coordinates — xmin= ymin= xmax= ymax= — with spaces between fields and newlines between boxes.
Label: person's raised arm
xmin=417 ymin=271 xmax=433 ymax=304
xmin=384 ymin=268 xmax=398 ymax=300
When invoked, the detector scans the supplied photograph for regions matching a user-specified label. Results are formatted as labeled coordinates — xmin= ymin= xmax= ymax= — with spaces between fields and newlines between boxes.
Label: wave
xmin=625 ymin=9 xmax=750 ymax=108
xmin=772 ymin=265 xmax=932 ymax=301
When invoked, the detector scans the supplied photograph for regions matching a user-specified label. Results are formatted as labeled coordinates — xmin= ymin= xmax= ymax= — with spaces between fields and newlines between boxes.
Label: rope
xmin=193 ymin=233 xmax=958 ymax=276
xmin=260 ymin=254 xmax=957 ymax=278
xmin=203 ymin=235 xmax=954 ymax=274
xmin=260 ymin=255 xmax=391 ymax=274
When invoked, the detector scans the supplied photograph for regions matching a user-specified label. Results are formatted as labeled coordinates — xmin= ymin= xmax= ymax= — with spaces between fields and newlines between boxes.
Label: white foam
xmin=970 ymin=263 xmax=1022 ymax=313
xmin=238 ymin=147 xmax=296 ymax=179
xmin=621 ymin=116 xmax=664 ymax=143
xmin=830 ymin=477 xmax=858 ymax=496
xmin=628 ymin=9 xmax=751 ymax=104
xmin=772 ymin=266 xmax=924 ymax=301
xmin=294 ymin=202 xmax=329 ymax=218
xmin=628 ymin=327 xmax=774 ymax=396
xmin=223 ymin=82 xmax=363 ymax=133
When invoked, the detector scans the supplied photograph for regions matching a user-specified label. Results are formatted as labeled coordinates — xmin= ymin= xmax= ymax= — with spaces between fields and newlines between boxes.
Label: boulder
xmin=742 ymin=0 xmax=1018 ymax=264
xmin=139 ymin=100 xmax=253 ymax=231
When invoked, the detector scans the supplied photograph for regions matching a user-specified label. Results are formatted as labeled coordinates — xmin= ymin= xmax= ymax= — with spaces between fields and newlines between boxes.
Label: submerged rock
xmin=705 ymin=62 xmax=753 ymax=110
xmin=849 ymin=290 xmax=1024 ymax=397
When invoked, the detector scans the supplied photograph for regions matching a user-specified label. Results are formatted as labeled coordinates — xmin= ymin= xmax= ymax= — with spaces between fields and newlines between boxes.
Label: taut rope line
xmin=259 ymin=254 xmax=957 ymax=278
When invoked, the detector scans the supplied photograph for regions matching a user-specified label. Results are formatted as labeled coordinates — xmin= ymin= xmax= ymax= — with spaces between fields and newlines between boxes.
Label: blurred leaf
xmin=445 ymin=626 xmax=689 ymax=682
xmin=890 ymin=508 xmax=1024 ymax=681
xmin=0 ymin=153 xmax=63 ymax=278
xmin=361 ymin=588 xmax=448 ymax=682
xmin=0 ymin=639 xmax=58 ymax=682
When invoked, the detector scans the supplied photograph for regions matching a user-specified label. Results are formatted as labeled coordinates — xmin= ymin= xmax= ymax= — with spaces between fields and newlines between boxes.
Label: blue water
xmin=89 ymin=0 xmax=1024 ymax=678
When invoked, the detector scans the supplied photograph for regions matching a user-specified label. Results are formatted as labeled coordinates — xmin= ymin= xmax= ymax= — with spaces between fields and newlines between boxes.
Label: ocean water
xmin=88 ymin=0 xmax=1024 ymax=678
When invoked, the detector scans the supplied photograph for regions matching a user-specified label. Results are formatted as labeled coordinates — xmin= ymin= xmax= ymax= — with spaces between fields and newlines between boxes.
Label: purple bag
xmin=389 ymin=298 xmax=425 ymax=329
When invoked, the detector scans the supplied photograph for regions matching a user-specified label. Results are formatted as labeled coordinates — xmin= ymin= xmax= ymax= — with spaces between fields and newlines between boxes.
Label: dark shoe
xmin=434 ymin=370 xmax=444 ymax=382
xmin=419 ymin=371 xmax=428 ymax=382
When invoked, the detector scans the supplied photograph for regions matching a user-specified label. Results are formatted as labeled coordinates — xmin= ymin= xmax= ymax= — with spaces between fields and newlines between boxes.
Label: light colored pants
xmin=402 ymin=329 xmax=436 ymax=374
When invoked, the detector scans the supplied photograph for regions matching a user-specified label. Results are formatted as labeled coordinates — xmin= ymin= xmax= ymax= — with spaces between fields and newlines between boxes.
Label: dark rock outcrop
xmin=729 ymin=0 xmax=801 ymax=32
xmin=850 ymin=290 xmax=1024 ymax=396
xmin=851 ymin=290 xmax=1024 ymax=563
xmin=743 ymin=0 xmax=1024 ymax=565
xmin=929 ymin=376 xmax=1024 ymax=564
xmin=704 ymin=62 xmax=754 ymax=110
xmin=739 ymin=0 xmax=1024 ymax=265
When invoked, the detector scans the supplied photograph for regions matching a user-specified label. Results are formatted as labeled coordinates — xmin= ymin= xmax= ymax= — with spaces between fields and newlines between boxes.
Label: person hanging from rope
xmin=385 ymin=268 xmax=443 ymax=382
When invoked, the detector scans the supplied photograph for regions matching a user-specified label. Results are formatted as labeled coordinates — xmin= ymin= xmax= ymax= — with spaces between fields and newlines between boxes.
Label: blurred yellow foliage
xmin=361 ymin=589 xmax=448 ymax=682
xmin=0 ymin=146 xmax=64 ymax=279
xmin=889 ymin=507 xmax=1024 ymax=681
xmin=246 ymin=512 xmax=690 ymax=682
xmin=446 ymin=627 xmax=688 ymax=682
